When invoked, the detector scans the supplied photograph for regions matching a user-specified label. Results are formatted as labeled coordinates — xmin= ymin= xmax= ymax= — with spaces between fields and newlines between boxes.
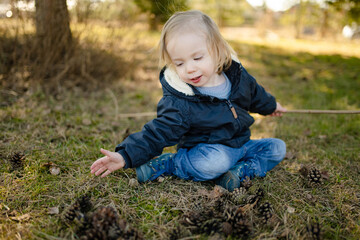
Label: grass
xmin=1 ymin=21 xmax=360 ymax=239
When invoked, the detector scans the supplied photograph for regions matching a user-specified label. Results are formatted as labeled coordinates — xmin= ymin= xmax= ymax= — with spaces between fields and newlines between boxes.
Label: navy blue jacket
xmin=116 ymin=60 xmax=276 ymax=168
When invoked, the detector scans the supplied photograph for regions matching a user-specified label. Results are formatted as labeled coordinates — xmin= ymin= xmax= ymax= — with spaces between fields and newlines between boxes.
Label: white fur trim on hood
xmin=163 ymin=55 xmax=240 ymax=96
xmin=164 ymin=68 xmax=195 ymax=96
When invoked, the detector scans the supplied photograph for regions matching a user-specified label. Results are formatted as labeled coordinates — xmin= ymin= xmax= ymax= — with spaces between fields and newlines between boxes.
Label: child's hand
xmin=270 ymin=102 xmax=287 ymax=117
xmin=90 ymin=148 xmax=125 ymax=177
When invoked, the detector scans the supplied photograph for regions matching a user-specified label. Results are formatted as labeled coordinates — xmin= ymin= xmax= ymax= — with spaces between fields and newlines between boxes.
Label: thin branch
xmin=117 ymin=109 xmax=360 ymax=118
xmin=285 ymin=110 xmax=360 ymax=114
xmin=118 ymin=112 xmax=157 ymax=118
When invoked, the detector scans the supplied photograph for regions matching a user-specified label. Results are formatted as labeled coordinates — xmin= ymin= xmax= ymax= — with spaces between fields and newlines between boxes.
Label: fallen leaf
xmin=321 ymin=171 xmax=330 ymax=180
xmin=49 ymin=166 xmax=61 ymax=175
xmin=303 ymin=129 xmax=312 ymax=136
xmin=285 ymin=151 xmax=296 ymax=160
xmin=157 ymin=176 xmax=165 ymax=183
xmin=306 ymin=193 xmax=315 ymax=202
xmin=209 ymin=185 xmax=227 ymax=199
xmin=318 ymin=135 xmax=327 ymax=139
xmin=287 ymin=206 xmax=295 ymax=214
xmin=54 ymin=105 xmax=63 ymax=111
xmin=48 ymin=207 xmax=59 ymax=215
xmin=129 ymin=178 xmax=139 ymax=187
xmin=42 ymin=162 xmax=61 ymax=175
xmin=82 ymin=118 xmax=91 ymax=125
xmin=10 ymin=213 xmax=30 ymax=222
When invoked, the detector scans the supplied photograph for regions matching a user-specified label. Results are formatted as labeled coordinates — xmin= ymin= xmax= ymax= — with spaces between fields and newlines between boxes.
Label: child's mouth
xmin=190 ymin=75 xmax=202 ymax=83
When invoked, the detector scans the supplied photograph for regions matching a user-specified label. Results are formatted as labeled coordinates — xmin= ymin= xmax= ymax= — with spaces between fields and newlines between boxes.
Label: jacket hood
xmin=159 ymin=58 xmax=242 ymax=101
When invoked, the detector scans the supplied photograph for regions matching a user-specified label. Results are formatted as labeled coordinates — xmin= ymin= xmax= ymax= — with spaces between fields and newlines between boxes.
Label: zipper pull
xmin=227 ymin=100 xmax=238 ymax=119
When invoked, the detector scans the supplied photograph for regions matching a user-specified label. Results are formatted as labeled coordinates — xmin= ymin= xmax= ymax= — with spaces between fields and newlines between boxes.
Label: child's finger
xmin=90 ymin=156 xmax=106 ymax=171
xmin=101 ymin=170 xmax=112 ymax=178
xmin=91 ymin=164 xmax=102 ymax=174
xmin=95 ymin=166 xmax=107 ymax=176
xmin=100 ymin=148 xmax=112 ymax=157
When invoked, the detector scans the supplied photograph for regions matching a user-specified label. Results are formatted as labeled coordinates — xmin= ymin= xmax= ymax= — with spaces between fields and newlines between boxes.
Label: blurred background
xmin=1 ymin=2 xmax=360 ymax=239
xmin=0 ymin=0 xmax=359 ymax=93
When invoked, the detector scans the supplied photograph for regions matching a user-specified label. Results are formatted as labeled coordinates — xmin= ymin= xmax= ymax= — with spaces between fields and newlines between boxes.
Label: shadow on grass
xmin=0 ymin=33 xmax=132 ymax=104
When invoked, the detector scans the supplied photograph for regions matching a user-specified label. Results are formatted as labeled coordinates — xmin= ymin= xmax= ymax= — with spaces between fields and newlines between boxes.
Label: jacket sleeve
xmin=244 ymin=68 xmax=276 ymax=115
xmin=115 ymin=96 xmax=190 ymax=169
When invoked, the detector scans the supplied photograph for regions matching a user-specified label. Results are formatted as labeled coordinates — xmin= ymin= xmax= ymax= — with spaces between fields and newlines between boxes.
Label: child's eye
xmin=176 ymin=63 xmax=183 ymax=67
xmin=194 ymin=56 xmax=202 ymax=61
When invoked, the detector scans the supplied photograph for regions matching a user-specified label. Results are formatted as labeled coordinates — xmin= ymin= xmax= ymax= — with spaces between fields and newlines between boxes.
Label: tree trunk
xmin=320 ymin=8 xmax=329 ymax=38
xmin=35 ymin=0 xmax=72 ymax=67
xmin=295 ymin=0 xmax=303 ymax=39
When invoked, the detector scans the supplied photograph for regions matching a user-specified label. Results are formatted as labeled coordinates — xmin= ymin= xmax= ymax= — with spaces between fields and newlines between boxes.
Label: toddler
xmin=91 ymin=10 xmax=286 ymax=191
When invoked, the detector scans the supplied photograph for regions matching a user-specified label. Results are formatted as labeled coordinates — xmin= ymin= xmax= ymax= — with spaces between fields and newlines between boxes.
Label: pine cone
xmin=168 ymin=226 xmax=185 ymax=240
xmin=246 ymin=194 xmax=258 ymax=204
xmin=223 ymin=206 xmax=250 ymax=237
xmin=256 ymin=188 xmax=265 ymax=198
xmin=62 ymin=194 xmax=92 ymax=224
xmin=182 ymin=211 xmax=205 ymax=227
xmin=258 ymin=202 xmax=273 ymax=223
xmin=241 ymin=176 xmax=252 ymax=189
xmin=306 ymin=222 xmax=321 ymax=240
xmin=10 ymin=152 xmax=25 ymax=171
xmin=199 ymin=218 xmax=223 ymax=235
xmin=221 ymin=191 xmax=235 ymax=204
xmin=299 ymin=165 xmax=310 ymax=177
xmin=232 ymin=218 xmax=251 ymax=238
xmin=231 ymin=187 xmax=247 ymax=204
xmin=107 ymin=225 xmax=123 ymax=240
xmin=77 ymin=194 xmax=92 ymax=213
xmin=91 ymin=206 xmax=119 ymax=231
xmin=307 ymin=167 xmax=322 ymax=186
xmin=254 ymin=188 xmax=265 ymax=204
xmin=222 ymin=222 xmax=233 ymax=236
xmin=122 ymin=227 xmax=144 ymax=240
xmin=77 ymin=206 xmax=143 ymax=240
xmin=80 ymin=228 xmax=105 ymax=240
xmin=212 ymin=198 xmax=226 ymax=213
xmin=63 ymin=201 xmax=82 ymax=223
xmin=223 ymin=206 xmax=246 ymax=225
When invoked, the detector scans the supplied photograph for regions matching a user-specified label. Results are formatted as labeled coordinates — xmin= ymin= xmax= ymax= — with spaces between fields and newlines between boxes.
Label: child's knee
xmin=192 ymin=145 xmax=233 ymax=178
xmin=271 ymin=139 xmax=286 ymax=161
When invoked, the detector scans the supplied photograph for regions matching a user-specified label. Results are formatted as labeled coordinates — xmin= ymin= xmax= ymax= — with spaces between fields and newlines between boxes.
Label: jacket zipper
xmin=226 ymin=100 xmax=238 ymax=119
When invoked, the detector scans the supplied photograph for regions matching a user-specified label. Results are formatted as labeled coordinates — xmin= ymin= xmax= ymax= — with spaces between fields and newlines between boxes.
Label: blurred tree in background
xmin=1 ymin=0 xmax=359 ymax=91
xmin=35 ymin=0 xmax=72 ymax=68
xmin=327 ymin=0 xmax=360 ymax=23
xmin=133 ymin=0 xmax=189 ymax=30
xmin=192 ymin=0 xmax=255 ymax=27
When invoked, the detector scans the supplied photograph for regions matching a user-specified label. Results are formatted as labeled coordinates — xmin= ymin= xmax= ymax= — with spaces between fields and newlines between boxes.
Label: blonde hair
xmin=159 ymin=10 xmax=236 ymax=74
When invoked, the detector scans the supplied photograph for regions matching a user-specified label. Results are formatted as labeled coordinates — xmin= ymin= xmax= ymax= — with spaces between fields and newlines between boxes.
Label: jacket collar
xmin=160 ymin=57 xmax=242 ymax=99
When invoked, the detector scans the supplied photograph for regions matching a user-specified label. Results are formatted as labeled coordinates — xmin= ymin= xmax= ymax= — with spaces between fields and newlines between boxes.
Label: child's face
xmin=166 ymin=31 xmax=221 ymax=87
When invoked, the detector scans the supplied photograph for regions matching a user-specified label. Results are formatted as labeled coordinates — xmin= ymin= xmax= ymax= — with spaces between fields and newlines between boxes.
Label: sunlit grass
xmin=222 ymin=27 xmax=360 ymax=58
xmin=1 ymin=19 xmax=360 ymax=239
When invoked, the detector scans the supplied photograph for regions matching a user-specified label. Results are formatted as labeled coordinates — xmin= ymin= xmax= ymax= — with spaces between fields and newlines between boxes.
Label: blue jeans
xmin=170 ymin=138 xmax=286 ymax=181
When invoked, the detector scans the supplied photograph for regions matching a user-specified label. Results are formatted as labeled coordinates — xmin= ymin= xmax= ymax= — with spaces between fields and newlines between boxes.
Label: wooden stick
xmin=118 ymin=112 xmax=157 ymax=118
xmin=285 ymin=110 xmax=360 ymax=114
xmin=117 ymin=109 xmax=360 ymax=118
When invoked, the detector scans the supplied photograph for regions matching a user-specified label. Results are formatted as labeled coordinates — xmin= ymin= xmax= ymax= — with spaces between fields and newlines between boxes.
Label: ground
xmin=0 ymin=22 xmax=360 ymax=239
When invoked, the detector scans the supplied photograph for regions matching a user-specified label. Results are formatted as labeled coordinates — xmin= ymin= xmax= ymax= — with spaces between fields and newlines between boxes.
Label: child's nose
xmin=185 ymin=63 xmax=196 ymax=73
